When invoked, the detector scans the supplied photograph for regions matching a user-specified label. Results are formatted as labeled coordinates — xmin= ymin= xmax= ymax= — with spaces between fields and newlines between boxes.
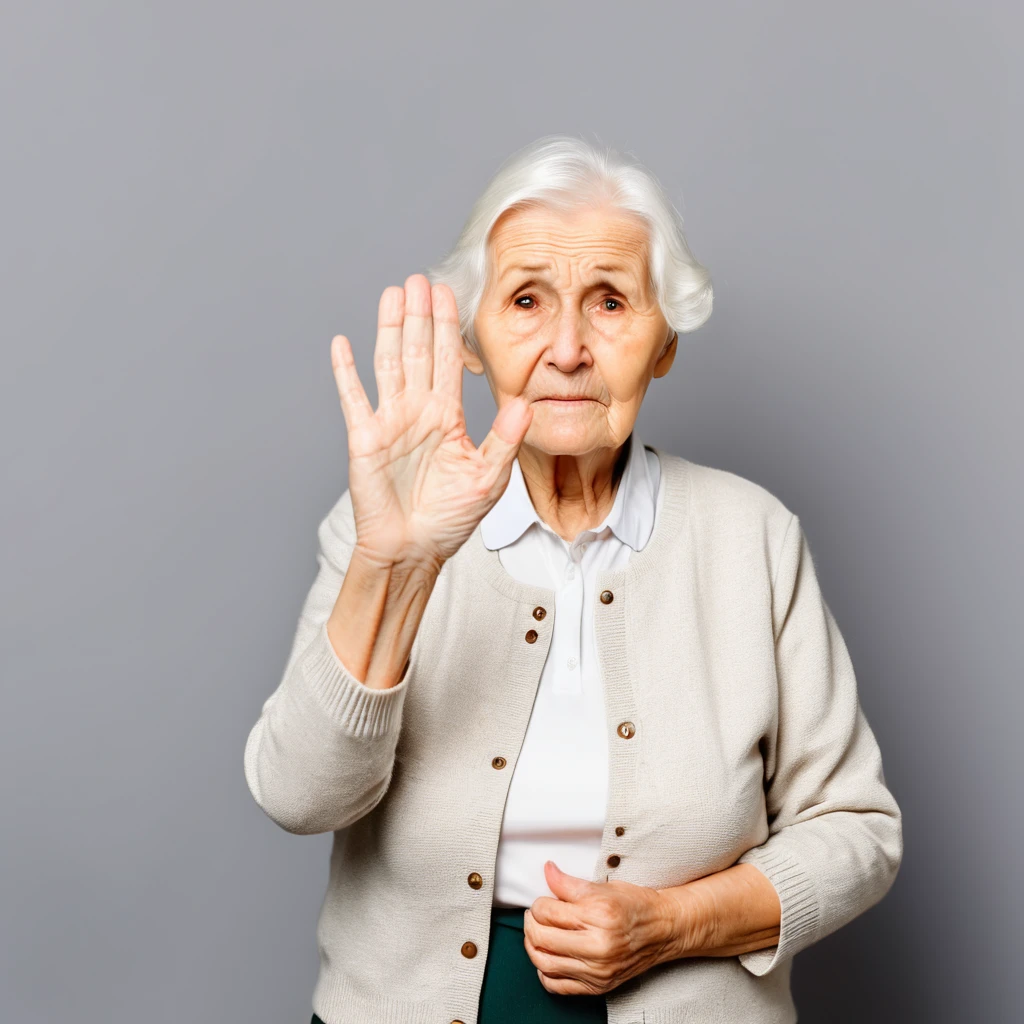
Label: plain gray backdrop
xmin=2 ymin=2 xmax=1019 ymax=1022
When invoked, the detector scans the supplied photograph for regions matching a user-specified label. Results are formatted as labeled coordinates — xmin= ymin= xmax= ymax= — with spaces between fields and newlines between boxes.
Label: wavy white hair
xmin=425 ymin=134 xmax=713 ymax=356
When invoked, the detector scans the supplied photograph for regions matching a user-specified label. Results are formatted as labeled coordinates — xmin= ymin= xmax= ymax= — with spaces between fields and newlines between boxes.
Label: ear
xmin=461 ymin=336 xmax=485 ymax=376
xmin=653 ymin=330 xmax=678 ymax=379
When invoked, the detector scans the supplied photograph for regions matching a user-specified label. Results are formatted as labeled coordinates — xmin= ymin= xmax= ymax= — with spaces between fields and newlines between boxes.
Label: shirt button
xmin=566 ymin=656 xmax=577 ymax=670
xmin=614 ymin=826 xmax=625 ymax=836
xmin=461 ymin=941 xmax=478 ymax=958
xmin=467 ymin=872 xmax=483 ymax=889
xmin=617 ymin=721 xmax=635 ymax=739
xmin=600 ymin=590 xmax=614 ymax=604
xmin=525 ymin=629 xmax=538 ymax=643
xmin=606 ymin=854 xmax=621 ymax=867
xmin=532 ymin=606 xmax=547 ymax=620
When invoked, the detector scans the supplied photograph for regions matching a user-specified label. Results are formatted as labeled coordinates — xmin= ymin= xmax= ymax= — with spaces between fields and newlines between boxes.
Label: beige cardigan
xmin=243 ymin=446 xmax=903 ymax=1024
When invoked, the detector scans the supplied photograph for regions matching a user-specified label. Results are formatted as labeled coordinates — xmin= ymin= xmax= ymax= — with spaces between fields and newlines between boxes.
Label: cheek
xmin=481 ymin=339 xmax=540 ymax=396
xmin=594 ymin=347 xmax=650 ymax=403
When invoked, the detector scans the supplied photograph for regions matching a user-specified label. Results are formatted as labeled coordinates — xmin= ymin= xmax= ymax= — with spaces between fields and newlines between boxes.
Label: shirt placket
xmin=551 ymin=531 xmax=592 ymax=696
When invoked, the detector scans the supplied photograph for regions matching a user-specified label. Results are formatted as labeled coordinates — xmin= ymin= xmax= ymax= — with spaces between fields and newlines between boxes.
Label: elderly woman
xmin=243 ymin=135 xmax=903 ymax=1024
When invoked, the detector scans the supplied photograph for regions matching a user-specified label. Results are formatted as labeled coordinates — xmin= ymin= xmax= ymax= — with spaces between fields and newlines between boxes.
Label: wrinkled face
xmin=468 ymin=201 xmax=676 ymax=456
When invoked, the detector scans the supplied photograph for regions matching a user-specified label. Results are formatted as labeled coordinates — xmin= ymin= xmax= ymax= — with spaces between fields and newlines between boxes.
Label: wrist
xmin=352 ymin=541 xmax=444 ymax=581
xmin=655 ymin=884 xmax=716 ymax=963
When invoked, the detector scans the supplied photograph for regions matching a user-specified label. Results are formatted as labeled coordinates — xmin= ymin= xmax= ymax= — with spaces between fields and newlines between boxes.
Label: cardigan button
xmin=452 ymin=1020 xmax=466 ymax=1024
xmin=525 ymin=629 xmax=538 ymax=643
xmin=614 ymin=826 xmax=625 ymax=836
xmin=467 ymin=872 xmax=483 ymax=889
xmin=606 ymin=854 xmax=621 ymax=867
xmin=461 ymin=941 xmax=478 ymax=958
xmin=600 ymin=590 xmax=614 ymax=604
xmin=532 ymin=606 xmax=546 ymax=620
xmin=616 ymin=721 xmax=635 ymax=739
xmin=492 ymin=756 xmax=507 ymax=769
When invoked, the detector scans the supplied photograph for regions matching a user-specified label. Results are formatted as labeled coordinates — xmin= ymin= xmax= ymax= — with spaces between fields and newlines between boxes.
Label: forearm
xmin=244 ymin=546 xmax=439 ymax=834
xmin=327 ymin=545 xmax=440 ymax=690
xmin=656 ymin=863 xmax=781 ymax=962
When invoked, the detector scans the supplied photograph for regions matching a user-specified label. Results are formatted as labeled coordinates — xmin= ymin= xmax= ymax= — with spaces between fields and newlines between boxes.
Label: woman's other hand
xmin=523 ymin=861 xmax=696 ymax=996
xmin=331 ymin=274 xmax=533 ymax=574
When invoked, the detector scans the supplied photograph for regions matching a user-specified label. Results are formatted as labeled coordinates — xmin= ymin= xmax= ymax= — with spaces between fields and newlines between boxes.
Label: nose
xmin=546 ymin=310 xmax=592 ymax=372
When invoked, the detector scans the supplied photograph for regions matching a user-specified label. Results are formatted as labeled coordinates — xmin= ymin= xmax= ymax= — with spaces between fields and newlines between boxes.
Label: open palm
xmin=330 ymin=275 xmax=532 ymax=572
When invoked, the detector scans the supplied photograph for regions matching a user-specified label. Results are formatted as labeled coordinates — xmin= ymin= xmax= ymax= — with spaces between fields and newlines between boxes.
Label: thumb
xmin=477 ymin=396 xmax=533 ymax=474
xmin=544 ymin=860 xmax=595 ymax=904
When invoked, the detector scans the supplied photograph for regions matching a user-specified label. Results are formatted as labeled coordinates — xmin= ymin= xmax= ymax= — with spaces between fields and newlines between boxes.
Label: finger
xmin=401 ymin=274 xmax=433 ymax=392
xmin=536 ymin=970 xmax=592 ymax=997
xmin=525 ymin=913 xmax=599 ymax=959
xmin=527 ymin=898 xmax=584 ymax=929
xmin=331 ymin=334 xmax=374 ymax=433
xmin=374 ymin=285 xmax=405 ymax=404
xmin=477 ymin=396 xmax=533 ymax=479
xmin=525 ymin=930 xmax=600 ymax=980
xmin=430 ymin=282 xmax=464 ymax=405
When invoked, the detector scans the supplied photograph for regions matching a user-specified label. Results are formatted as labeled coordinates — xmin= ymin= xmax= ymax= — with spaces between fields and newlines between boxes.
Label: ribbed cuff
xmin=296 ymin=620 xmax=411 ymax=740
xmin=736 ymin=842 xmax=819 ymax=976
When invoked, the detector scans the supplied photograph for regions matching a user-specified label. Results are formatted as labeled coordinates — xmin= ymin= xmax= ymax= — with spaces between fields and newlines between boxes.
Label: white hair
xmin=425 ymin=134 xmax=713 ymax=356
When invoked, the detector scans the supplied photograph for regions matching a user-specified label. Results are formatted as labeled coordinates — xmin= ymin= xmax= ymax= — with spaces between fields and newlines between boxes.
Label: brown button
xmin=607 ymin=854 xmax=621 ymax=867
xmin=600 ymin=590 xmax=614 ymax=604
xmin=614 ymin=826 xmax=625 ymax=836
xmin=452 ymin=1020 xmax=466 ymax=1024
xmin=616 ymin=721 xmax=635 ymax=739
xmin=532 ymin=606 xmax=547 ymax=620
xmin=492 ymin=756 xmax=507 ymax=769
xmin=467 ymin=872 xmax=483 ymax=889
xmin=461 ymin=940 xmax=478 ymax=958
xmin=525 ymin=629 xmax=538 ymax=643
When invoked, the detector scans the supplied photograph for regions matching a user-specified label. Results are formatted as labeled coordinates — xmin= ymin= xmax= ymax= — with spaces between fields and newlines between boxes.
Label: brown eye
xmin=603 ymin=299 xmax=621 ymax=311
xmin=515 ymin=295 xmax=536 ymax=309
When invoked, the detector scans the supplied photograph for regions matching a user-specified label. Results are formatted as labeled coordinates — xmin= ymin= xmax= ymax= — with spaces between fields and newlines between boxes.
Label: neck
xmin=515 ymin=435 xmax=631 ymax=542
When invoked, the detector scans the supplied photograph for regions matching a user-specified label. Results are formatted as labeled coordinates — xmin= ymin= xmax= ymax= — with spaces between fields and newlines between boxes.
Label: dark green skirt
xmin=312 ymin=904 xmax=607 ymax=1023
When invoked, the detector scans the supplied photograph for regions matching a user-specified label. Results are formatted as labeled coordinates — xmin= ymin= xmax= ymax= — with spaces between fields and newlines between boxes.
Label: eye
xmin=602 ymin=298 xmax=622 ymax=311
xmin=514 ymin=295 xmax=537 ymax=309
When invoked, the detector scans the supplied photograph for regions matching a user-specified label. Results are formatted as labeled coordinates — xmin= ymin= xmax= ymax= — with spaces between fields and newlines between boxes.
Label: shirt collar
xmin=479 ymin=430 xmax=657 ymax=552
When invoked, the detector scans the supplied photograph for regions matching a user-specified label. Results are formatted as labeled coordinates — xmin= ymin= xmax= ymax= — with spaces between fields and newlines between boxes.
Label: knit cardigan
xmin=243 ymin=447 xmax=903 ymax=1024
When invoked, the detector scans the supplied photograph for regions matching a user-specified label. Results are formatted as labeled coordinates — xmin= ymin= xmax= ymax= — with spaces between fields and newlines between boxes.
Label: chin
xmin=523 ymin=413 xmax=599 ymax=456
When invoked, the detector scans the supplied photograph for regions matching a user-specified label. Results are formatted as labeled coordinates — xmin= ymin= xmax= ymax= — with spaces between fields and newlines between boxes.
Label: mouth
xmin=536 ymin=397 xmax=597 ymax=403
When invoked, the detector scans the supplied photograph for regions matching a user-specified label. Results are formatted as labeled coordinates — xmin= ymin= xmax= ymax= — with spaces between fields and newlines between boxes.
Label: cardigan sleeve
xmin=242 ymin=490 xmax=412 ymax=835
xmin=735 ymin=514 xmax=903 ymax=976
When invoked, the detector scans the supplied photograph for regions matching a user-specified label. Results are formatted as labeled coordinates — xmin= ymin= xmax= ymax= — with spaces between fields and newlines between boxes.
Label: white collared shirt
xmin=479 ymin=430 xmax=663 ymax=907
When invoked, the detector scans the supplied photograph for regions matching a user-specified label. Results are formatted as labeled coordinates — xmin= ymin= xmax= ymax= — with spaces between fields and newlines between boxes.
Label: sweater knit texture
xmin=243 ymin=447 xmax=903 ymax=1024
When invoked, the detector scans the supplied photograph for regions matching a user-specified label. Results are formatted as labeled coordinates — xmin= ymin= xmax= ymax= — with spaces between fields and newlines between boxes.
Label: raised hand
xmin=330 ymin=274 xmax=533 ymax=574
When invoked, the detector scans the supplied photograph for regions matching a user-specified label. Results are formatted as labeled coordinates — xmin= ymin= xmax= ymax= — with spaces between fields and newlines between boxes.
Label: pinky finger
xmin=330 ymin=335 xmax=374 ymax=432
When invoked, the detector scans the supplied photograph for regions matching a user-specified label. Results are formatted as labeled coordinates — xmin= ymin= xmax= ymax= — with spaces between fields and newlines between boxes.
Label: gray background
xmin=2 ymin=2 xmax=1019 ymax=1022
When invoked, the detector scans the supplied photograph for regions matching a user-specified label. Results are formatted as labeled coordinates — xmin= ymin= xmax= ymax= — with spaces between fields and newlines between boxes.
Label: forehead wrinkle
xmin=493 ymin=238 xmax=649 ymax=287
